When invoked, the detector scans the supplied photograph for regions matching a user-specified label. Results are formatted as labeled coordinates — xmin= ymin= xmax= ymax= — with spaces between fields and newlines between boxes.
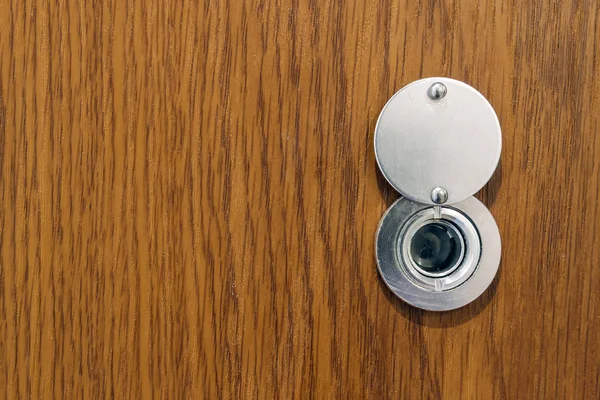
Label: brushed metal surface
xmin=374 ymin=77 xmax=502 ymax=205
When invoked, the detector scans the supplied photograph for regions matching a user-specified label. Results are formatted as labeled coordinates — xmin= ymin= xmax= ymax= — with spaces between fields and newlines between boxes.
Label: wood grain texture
xmin=0 ymin=0 xmax=599 ymax=398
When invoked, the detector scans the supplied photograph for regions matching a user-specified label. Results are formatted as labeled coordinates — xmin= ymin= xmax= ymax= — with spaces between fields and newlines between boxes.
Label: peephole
xmin=409 ymin=221 xmax=464 ymax=276
xmin=374 ymin=77 xmax=502 ymax=311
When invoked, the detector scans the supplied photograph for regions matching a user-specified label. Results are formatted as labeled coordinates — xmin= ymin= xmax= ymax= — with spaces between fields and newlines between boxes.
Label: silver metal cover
xmin=374 ymin=77 xmax=502 ymax=205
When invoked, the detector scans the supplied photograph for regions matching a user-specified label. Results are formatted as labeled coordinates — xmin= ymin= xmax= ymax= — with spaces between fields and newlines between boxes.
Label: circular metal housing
xmin=376 ymin=196 xmax=501 ymax=311
xmin=374 ymin=77 xmax=502 ymax=205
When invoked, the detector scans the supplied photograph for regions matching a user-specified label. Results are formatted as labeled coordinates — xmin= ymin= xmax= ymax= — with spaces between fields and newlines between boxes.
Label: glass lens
xmin=410 ymin=222 xmax=462 ymax=274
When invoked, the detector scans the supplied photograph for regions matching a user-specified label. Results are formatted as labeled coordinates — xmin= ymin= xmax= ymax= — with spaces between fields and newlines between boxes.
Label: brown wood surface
xmin=1 ymin=0 xmax=600 ymax=398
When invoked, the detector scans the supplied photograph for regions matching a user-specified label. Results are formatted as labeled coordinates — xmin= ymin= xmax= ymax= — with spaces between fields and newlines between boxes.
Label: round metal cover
xmin=374 ymin=77 xmax=502 ymax=205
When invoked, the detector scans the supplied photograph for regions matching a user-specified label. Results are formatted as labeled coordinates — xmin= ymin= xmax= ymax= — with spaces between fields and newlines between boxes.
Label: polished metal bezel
xmin=376 ymin=196 xmax=501 ymax=311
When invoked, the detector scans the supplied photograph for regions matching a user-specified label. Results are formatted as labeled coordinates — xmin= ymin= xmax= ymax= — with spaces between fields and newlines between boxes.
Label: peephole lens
xmin=410 ymin=222 xmax=463 ymax=274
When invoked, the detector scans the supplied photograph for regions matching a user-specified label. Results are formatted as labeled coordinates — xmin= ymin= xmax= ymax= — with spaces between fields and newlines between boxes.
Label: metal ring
xmin=376 ymin=196 xmax=501 ymax=311
xmin=403 ymin=217 xmax=466 ymax=279
xmin=398 ymin=208 xmax=481 ymax=290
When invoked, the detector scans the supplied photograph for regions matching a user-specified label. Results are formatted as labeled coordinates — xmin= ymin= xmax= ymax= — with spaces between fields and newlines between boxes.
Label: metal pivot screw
xmin=431 ymin=187 xmax=448 ymax=204
xmin=428 ymin=82 xmax=447 ymax=100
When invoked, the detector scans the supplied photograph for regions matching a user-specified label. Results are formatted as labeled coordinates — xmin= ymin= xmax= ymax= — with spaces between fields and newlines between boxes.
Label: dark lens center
xmin=410 ymin=222 xmax=462 ymax=274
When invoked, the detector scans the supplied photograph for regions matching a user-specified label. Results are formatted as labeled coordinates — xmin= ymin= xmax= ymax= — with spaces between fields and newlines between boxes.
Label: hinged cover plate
xmin=374 ymin=77 xmax=501 ymax=205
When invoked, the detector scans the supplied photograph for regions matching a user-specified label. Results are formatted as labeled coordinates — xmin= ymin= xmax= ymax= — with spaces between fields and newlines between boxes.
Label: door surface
xmin=1 ymin=0 xmax=599 ymax=398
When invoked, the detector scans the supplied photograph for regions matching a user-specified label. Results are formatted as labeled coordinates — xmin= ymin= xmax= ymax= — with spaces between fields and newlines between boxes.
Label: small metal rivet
xmin=431 ymin=187 xmax=448 ymax=204
xmin=428 ymin=82 xmax=447 ymax=100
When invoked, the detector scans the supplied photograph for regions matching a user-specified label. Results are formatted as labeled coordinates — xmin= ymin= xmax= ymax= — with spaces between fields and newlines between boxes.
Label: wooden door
xmin=1 ymin=0 xmax=599 ymax=398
